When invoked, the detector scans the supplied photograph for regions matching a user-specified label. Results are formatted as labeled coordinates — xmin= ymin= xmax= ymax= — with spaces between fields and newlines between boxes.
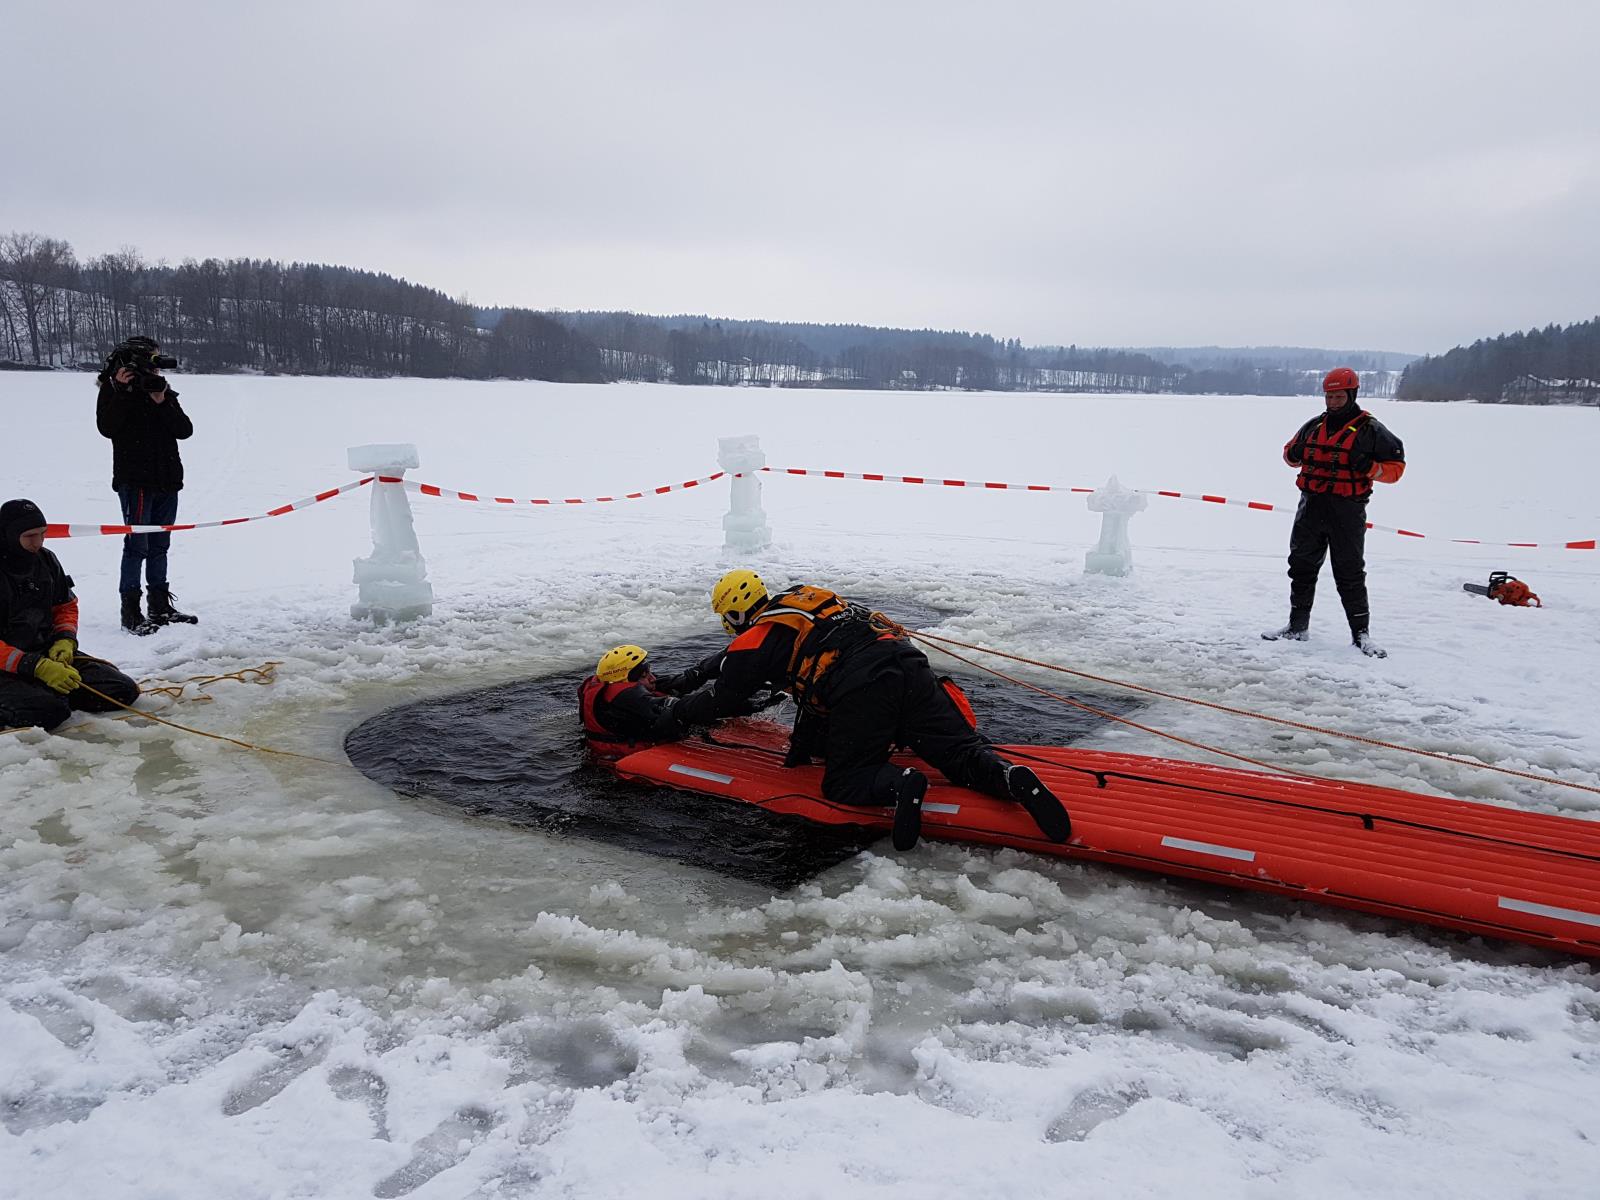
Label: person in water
xmin=577 ymin=643 xmax=700 ymax=757
xmin=671 ymin=570 xmax=1072 ymax=853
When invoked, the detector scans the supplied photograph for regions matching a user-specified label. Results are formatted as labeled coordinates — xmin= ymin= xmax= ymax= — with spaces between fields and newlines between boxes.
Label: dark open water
xmin=346 ymin=604 xmax=1141 ymax=887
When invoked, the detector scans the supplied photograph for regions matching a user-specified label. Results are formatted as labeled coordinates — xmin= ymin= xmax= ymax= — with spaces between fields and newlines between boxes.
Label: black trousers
xmin=0 ymin=655 xmax=141 ymax=731
xmin=1286 ymin=492 xmax=1370 ymax=633
xmin=820 ymin=648 xmax=1009 ymax=808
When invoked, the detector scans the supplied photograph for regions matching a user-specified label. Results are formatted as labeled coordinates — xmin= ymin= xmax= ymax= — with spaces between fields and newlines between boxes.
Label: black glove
xmin=782 ymin=743 xmax=813 ymax=768
xmin=652 ymin=672 xmax=684 ymax=695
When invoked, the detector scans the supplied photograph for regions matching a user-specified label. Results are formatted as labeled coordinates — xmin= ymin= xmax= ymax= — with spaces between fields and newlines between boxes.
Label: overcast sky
xmin=7 ymin=1 xmax=1597 ymax=354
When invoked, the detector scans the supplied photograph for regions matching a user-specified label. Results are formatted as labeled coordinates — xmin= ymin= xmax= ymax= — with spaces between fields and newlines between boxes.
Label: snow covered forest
xmin=2 ymin=230 xmax=1398 ymax=397
xmin=1397 ymin=316 xmax=1600 ymax=404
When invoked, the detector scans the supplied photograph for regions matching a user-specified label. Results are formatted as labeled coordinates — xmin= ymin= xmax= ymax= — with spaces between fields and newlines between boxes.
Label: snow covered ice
xmin=3 ymin=374 xmax=1600 ymax=1198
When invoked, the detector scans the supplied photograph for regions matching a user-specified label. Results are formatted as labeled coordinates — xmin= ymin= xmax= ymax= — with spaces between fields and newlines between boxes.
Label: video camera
xmin=105 ymin=336 xmax=178 ymax=393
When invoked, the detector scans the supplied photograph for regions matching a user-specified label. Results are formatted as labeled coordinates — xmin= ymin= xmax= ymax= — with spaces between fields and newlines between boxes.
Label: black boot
xmin=1352 ymin=630 xmax=1387 ymax=659
xmin=1006 ymin=764 xmax=1072 ymax=842
xmin=147 ymin=584 xmax=199 ymax=626
xmin=1261 ymin=609 xmax=1311 ymax=642
xmin=890 ymin=767 xmax=926 ymax=852
xmin=121 ymin=590 xmax=158 ymax=637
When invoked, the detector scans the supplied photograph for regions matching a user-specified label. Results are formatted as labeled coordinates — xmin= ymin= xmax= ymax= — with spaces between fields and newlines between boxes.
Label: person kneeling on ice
xmin=0 ymin=499 xmax=141 ymax=731
xmin=671 ymin=570 xmax=1072 ymax=853
xmin=578 ymin=644 xmax=701 ymax=758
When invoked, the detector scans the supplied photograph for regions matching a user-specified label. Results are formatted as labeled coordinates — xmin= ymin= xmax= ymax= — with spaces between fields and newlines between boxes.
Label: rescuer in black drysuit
xmin=0 ymin=498 xmax=141 ymax=731
xmin=670 ymin=570 xmax=1073 ymax=853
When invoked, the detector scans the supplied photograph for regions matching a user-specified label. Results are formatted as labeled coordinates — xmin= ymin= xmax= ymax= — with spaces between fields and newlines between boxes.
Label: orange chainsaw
xmin=1463 ymin=571 xmax=1541 ymax=607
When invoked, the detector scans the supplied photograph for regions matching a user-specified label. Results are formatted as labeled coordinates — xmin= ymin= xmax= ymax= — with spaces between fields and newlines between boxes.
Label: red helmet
xmin=1322 ymin=366 xmax=1359 ymax=394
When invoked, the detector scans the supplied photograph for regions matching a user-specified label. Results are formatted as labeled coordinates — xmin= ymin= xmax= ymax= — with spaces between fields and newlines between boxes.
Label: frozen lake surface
xmin=3 ymin=376 xmax=1599 ymax=1198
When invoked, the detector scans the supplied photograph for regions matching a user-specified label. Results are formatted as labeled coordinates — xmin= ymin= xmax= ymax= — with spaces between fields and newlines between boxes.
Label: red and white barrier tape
xmin=385 ymin=472 xmax=728 ymax=504
xmin=44 ymin=477 xmax=375 ymax=538
xmin=758 ymin=466 xmax=1095 ymax=494
xmin=1132 ymin=486 xmax=1596 ymax=548
xmin=760 ymin=467 xmax=1596 ymax=550
xmin=38 ymin=470 xmax=731 ymax=536
xmin=40 ymin=466 xmax=1597 ymax=552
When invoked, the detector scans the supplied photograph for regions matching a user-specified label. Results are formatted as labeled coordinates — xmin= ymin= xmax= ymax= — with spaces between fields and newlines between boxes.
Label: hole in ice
xmin=345 ymin=599 xmax=1139 ymax=888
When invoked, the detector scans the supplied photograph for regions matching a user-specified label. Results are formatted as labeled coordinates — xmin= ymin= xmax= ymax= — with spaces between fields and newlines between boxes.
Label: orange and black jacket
xmin=1 ymin=548 xmax=78 ymax=677
xmin=578 ymin=674 xmax=689 ymax=756
xmin=675 ymin=585 xmax=900 ymax=724
xmin=1284 ymin=400 xmax=1405 ymax=499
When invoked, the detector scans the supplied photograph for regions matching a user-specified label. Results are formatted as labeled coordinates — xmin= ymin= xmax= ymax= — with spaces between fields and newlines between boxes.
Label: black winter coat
xmin=96 ymin=381 xmax=194 ymax=491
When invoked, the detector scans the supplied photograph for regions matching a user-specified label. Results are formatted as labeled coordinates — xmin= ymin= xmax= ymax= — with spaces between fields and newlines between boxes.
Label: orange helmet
xmin=1322 ymin=366 xmax=1360 ymax=394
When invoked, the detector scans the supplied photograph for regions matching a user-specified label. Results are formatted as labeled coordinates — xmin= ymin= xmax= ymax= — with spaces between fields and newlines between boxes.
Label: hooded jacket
xmin=0 ymin=499 xmax=79 ymax=675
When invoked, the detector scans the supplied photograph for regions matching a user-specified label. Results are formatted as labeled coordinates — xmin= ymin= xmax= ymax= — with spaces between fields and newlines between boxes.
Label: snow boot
xmin=120 ymin=590 xmax=158 ymax=637
xmin=148 ymin=584 xmax=199 ymax=626
xmin=890 ymin=767 xmax=926 ymax=852
xmin=1352 ymin=630 xmax=1387 ymax=659
xmin=1261 ymin=612 xmax=1310 ymax=642
xmin=1006 ymin=764 xmax=1072 ymax=843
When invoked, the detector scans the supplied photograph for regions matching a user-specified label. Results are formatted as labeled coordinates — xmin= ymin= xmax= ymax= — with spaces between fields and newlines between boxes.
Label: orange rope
xmin=909 ymin=629 xmax=1600 ymax=797
xmin=919 ymin=635 xmax=1322 ymax=778
xmin=78 ymin=683 xmax=347 ymax=768
xmin=135 ymin=662 xmax=282 ymax=704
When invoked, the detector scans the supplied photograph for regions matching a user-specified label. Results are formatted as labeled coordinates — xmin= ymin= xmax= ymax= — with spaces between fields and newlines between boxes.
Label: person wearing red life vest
xmin=577 ymin=644 xmax=702 ymax=758
xmin=1263 ymin=367 xmax=1405 ymax=658
xmin=672 ymin=571 xmax=1073 ymax=853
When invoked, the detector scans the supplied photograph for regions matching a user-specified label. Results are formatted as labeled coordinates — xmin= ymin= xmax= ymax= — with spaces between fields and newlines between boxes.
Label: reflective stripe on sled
xmin=1161 ymin=836 xmax=1256 ymax=863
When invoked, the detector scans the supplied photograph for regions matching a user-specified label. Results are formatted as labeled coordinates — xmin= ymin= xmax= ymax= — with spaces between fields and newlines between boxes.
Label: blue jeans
xmin=117 ymin=487 xmax=179 ymax=593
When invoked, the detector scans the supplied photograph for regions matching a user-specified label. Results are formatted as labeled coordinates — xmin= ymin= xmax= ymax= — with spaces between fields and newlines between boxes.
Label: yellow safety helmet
xmin=711 ymin=569 xmax=768 ymax=636
xmin=596 ymin=644 xmax=649 ymax=684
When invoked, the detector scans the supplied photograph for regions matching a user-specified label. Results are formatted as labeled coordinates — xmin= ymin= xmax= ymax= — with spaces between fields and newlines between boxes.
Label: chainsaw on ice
xmin=1462 ymin=571 xmax=1541 ymax=607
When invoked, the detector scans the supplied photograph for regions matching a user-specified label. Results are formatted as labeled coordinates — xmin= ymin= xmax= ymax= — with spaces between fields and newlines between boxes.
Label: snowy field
xmin=4 ymin=374 xmax=1600 ymax=1198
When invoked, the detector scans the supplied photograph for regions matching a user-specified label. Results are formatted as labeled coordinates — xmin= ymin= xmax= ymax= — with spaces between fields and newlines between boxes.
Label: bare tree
xmin=0 ymin=231 xmax=77 ymax=363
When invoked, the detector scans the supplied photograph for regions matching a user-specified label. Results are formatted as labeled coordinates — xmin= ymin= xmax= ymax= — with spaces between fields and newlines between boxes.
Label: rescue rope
xmin=2 ymin=662 xmax=288 ymax=737
xmin=906 ymin=629 xmax=1600 ymax=798
xmin=78 ymin=682 xmax=347 ymax=768
xmin=906 ymin=632 xmax=1314 ymax=778
xmin=134 ymin=661 xmax=283 ymax=704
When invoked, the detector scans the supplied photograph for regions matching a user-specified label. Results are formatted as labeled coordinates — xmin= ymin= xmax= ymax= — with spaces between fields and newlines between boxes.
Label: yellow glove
xmin=32 ymin=658 xmax=83 ymax=695
xmin=47 ymin=638 xmax=77 ymax=664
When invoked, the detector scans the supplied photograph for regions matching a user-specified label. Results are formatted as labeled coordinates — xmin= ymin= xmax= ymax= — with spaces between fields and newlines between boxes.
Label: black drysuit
xmin=0 ymin=503 xmax=140 ymax=731
xmin=1281 ymin=400 xmax=1406 ymax=634
xmin=674 ymin=619 xmax=1009 ymax=808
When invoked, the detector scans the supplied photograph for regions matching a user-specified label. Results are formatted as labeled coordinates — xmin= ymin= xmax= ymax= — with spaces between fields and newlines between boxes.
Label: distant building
xmin=1501 ymin=375 xmax=1600 ymax=405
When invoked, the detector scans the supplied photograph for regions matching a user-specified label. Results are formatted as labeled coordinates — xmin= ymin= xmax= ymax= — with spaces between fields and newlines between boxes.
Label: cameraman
xmin=95 ymin=337 xmax=200 ymax=635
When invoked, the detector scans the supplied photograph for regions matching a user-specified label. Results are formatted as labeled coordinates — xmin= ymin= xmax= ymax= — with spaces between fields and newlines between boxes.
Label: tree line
xmin=3 ymin=228 xmax=1396 ymax=397
xmin=0 ymin=231 xmax=602 ymax=382
xmin=1397 ymin=317 xmax=1600 ymax=404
